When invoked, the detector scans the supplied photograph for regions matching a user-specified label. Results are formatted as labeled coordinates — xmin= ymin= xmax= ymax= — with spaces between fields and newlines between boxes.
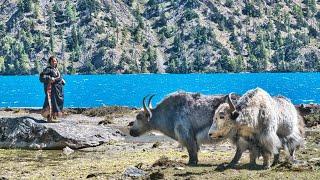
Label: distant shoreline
xmin=1 ymin=104 xmax=318 ymax=128
xmin=1 ymin=71 xmax=320 ymax=76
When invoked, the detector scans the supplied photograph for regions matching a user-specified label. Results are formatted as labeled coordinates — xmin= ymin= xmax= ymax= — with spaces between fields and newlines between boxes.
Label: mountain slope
xmin=0 ymin=0 xmax=319 ymax=74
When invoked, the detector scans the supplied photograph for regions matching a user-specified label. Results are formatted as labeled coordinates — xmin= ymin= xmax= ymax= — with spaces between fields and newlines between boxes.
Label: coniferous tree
xmin=48 ymin=8 xmax=55 ymax=53
xmin=32 ymin=58 xmax=41 ymax=74
xmin=66 ymin=0 xmax=77 ymax=24
xmin=0 ymin=56 xmax=5 ymax=73
xmin=33 ymin=0 xmax=40 ymax=19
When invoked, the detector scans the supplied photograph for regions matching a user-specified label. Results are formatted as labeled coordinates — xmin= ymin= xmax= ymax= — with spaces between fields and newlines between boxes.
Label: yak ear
xmin=231 ymin=111 xmax=239 ymax=120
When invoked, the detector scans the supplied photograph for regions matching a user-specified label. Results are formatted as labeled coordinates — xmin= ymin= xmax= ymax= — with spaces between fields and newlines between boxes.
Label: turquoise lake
xmin=0 ymin=73 xmax=319 ymax=108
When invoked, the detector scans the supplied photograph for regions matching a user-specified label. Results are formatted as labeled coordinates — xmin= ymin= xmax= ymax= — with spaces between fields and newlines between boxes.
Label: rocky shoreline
xmin=2 ymin=103 xmax=320 ymax=126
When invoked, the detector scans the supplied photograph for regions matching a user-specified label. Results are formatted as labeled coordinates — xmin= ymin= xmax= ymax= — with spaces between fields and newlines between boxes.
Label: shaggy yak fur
xmin=129 ymin=92 xmax=225 ymax=165
xmin=208 ymin=88 xmax=305 ymax=169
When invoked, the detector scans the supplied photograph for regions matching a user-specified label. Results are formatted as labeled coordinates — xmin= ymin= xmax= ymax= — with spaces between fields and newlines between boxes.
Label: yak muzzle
xmin=129 ymin=129 xmax=140 ymax=137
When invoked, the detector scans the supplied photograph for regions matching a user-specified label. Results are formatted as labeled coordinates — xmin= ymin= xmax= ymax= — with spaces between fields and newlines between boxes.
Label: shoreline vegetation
xmin=0 ymin=105 xmax=319 ymax=179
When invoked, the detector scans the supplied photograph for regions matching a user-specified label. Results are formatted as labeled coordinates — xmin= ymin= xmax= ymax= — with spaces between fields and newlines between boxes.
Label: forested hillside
xmin=0 ymin=0 xmax=319 ymax=74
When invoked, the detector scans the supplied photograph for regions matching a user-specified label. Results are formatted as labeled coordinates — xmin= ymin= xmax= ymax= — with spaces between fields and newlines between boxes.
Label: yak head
xmin=208 ymin=93 xmax=239 ymax=140
xmin=129 ymin=95 xmax=155 ymax=137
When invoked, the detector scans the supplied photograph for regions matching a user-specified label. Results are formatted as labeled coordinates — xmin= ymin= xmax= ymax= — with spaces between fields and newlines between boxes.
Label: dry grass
xmin=0 ymin=135 xmax=319 ymax=179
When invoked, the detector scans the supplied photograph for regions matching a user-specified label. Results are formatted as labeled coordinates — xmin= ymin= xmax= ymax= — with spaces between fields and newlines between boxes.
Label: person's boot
xmin=47 ymin=115 xmax=53 ymax=123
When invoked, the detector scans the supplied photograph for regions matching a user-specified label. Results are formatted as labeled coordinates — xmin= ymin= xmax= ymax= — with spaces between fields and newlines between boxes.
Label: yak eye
xmin=136 ymin=114 xmax=143 ymax=119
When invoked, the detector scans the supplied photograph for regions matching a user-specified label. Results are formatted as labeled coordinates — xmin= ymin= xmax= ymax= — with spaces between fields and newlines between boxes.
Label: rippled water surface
xmin=0 ymin=73 xmax=319 ymax=107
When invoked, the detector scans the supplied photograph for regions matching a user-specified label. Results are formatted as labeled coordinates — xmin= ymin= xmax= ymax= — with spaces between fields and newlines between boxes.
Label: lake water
xmin=0 ymin=73 xmax=319 ymax=108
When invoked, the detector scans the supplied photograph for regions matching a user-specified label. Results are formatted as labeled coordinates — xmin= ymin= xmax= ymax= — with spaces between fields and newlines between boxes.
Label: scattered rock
xmin=123 ymin=166 xmax=146 ymax=177
xmin=86 ymin=174 xmax=96 ymax=178
xmin=98 ymin=116 xmax=114 ymax=125
xmin=175 ymin=167 xmax=185 ymax=170
xmin=63 ymin=146 xmax=74 ymax=156
xmin=152 ymin=142 xmax=161 ymax=148
xmin=86 ymin=172 xmax=106 ymax=178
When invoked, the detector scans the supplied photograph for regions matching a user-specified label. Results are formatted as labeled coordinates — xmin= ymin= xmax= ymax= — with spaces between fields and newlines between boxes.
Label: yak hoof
xmin=247 ymin=163 xmax=258 ymax=170
xmin=271 ymin=162 xmax=279 ymax=167
xmin=188 ymin=160 xmax=198 ymax=166
xmin=291 ymin=159 xmax=305 ymax=165
xmin=226 ymin=163 xmax=237 ymax=169
xmin=262 ymin=164 xmax=271 ymax=170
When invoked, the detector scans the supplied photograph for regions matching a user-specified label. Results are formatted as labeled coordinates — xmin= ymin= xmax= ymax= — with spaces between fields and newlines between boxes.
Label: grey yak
xmin=129 ymin=92 xmax=226 ymax=165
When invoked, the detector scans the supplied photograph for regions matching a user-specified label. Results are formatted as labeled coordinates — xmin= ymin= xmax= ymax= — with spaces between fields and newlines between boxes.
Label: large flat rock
xmin=0 ymin=116 xmax=124 ymax=149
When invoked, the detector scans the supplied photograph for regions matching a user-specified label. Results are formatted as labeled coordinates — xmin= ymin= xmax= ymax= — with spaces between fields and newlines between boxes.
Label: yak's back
xmin=235 ymin=88 xmax=276 ymax=128
xmin=157 ymin=91 xmax=224 ymax=111
xmin=236 ymin=88 xmax=274 ymax=111
xmin=156 ymin=91 xmax=225 ymax=128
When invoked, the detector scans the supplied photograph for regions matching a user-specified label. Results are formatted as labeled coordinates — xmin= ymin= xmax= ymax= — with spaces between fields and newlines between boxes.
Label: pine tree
xmin=66 ymin=0 xmax=77 ymax=24
xmin=192 ymin=51 xmax=204 ymax=72
xmin=48 ymin=8 xmax=55 ymax=53
xmin=32 ymin=58 xmax=41 ymax=74
xmin=0 ymin=56 xmax=5 ymax=73
xmin=147 ymin=47 xmax=158 ymax=73
xmin=33 ymin=0 xmax=40 ymax=18
xmin=18 ymin=0 xmax=33 ymax=13
xmin=140 ymin=52 xmax=149 ymax=73
xmin=20 ymin=53 xmax=31 ymax=74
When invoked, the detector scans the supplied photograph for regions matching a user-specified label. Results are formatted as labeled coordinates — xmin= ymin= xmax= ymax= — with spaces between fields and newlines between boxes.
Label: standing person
xmin=39 ymin=56 xmax=65 ymax=122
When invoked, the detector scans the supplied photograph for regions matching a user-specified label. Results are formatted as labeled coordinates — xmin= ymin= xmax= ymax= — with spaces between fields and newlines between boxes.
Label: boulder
xmin=0 ymin=116 xmax=123 ymax=149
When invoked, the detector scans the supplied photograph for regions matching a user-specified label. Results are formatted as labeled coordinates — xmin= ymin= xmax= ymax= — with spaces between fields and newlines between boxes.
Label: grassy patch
xmin=1 ymin=143 xmax=319 ymax=179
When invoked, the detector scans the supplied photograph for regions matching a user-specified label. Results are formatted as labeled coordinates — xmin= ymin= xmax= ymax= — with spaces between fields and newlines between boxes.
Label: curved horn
xmin=227 ymin=93 xmax=236 ymax=112
xmin=148 ymin=94 xmax=155 ymax=109
xmin=142 ymin=95 xmax=149 ymax=112
xmin=142 ymin=95 xmax=152 ymax=117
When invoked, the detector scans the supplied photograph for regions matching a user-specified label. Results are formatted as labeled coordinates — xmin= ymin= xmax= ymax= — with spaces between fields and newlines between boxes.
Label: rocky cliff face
xmin=0 ymin=0 xmax=319 ymax=74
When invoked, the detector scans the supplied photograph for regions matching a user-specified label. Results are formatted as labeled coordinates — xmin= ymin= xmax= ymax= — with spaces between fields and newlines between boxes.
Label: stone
xmin=0 ymin=116 xmax=124 ymax=149
xmin=63 ymin=146 xmax=74 ymax=156
xmin=123 ymin=166 xmax=146 ymax=177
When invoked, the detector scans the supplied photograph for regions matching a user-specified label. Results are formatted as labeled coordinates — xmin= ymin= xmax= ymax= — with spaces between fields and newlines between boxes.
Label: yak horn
xmin=148 ymin=94 xmax=155 ymax=109
xmin=227 ymin=93 xmax=236 ymax=112
xmin=142 ymin=95 xmax=152 ymax=117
